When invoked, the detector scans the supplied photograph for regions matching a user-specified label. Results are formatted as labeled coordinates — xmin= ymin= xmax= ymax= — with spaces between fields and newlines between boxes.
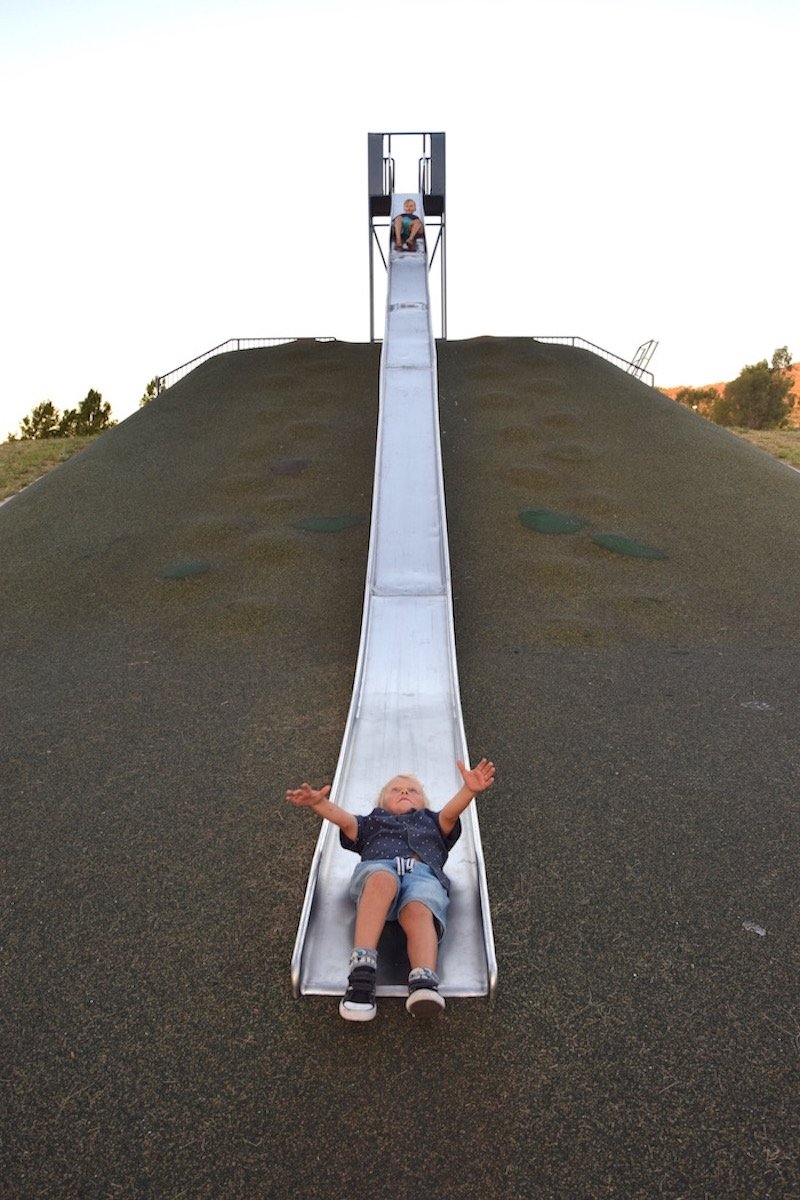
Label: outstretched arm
xmin=438 ymin=758 xmax=495 ymax=838
xmin=285 ymin=783 xmax=358 ymax=842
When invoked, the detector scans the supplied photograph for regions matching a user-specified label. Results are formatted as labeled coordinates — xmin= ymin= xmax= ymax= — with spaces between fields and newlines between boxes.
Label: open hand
xmin=457 ymin=757 xmax=495 ymax=794
xmin=286 ymin=782 xmax=331 ymax=808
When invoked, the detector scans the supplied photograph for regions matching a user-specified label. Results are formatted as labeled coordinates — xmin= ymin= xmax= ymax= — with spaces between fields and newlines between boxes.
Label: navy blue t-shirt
xmin=340 ymin=808 xmax=461 ymax=893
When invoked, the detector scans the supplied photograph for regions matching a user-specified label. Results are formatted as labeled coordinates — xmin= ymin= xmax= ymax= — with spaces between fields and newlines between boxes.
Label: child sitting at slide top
xmin=393 ymin=197 xmax=424 ymax=252
xmin=286 ymin=757 xmax=495 ymax=1021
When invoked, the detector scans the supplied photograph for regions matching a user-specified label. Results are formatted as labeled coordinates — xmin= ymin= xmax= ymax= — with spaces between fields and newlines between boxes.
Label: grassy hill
xmin=0 ymin=434 xmax=101 ymax=501
xmin=5 ymin=362 xmax=798 ymax=504
xmin=3 ymin=338 xmax=799 ymax=1198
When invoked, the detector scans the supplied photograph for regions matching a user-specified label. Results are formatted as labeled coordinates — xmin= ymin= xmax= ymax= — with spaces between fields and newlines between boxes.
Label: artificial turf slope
xmin=3 ymin=338 xmax=799 ymax=1199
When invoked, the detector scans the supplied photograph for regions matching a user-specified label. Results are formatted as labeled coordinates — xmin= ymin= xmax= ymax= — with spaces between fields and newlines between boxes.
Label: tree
xmin=708 ymin=389 xmax=742 ymax=428
xmin=14 ymin=389 xmax=115 ymax=441
xmin=19 ymin=400 xmax=61 ymax=440
xmin=711 ymin=349 xmax=795 ymax=429
xmin=139 ymin=377 xmax=160 ymax=407
xmin=673 ymin=386 xmax=720 ymax=417
xmin=59 ymin=389 xmax=115 ymax=437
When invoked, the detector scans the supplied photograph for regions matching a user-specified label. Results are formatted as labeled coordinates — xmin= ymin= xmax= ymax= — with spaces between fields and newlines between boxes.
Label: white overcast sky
xmin=1 ymin=0 xmax=797 ymax=436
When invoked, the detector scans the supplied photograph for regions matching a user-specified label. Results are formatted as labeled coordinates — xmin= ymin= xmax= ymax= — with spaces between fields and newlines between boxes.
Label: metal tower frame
xmin=368 ymin=131 xmax=447 ymax=342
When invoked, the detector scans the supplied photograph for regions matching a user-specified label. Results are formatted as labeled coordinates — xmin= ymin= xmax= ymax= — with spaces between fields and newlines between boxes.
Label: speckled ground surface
xmin=3 ymin=338 xmax=799 ymax=1199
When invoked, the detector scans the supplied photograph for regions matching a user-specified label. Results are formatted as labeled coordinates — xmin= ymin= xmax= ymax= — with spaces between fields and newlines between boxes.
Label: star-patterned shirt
xmin=340 ymin=808 xmax=462 ymax=893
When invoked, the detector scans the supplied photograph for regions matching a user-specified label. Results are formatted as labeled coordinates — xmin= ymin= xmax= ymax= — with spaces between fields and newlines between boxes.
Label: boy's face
xmin=382 ymin=776 xmax=425 ymax=814
xmin=403 ymin=199 xmax=416 ymax=213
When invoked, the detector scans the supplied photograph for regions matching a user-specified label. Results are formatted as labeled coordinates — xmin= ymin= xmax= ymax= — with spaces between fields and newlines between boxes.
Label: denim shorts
xmin=349 ymin=859 xmax=450 ymax=940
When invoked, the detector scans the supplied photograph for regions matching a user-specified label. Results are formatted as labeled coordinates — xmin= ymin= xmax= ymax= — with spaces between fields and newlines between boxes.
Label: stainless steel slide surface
xmin=291 ymin=194 xmax=496 ymax=1000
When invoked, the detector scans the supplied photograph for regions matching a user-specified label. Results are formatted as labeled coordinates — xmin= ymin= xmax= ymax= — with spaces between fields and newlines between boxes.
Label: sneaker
xmin=339 ymin=965 xmax=377 ymax=1022
xmin=405 ymin=967 xmax=445 ymax=1018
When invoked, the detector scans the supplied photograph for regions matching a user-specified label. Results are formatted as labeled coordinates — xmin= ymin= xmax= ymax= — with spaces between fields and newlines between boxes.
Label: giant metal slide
xmin=291 ymin=194 xmax=496 ymax=1001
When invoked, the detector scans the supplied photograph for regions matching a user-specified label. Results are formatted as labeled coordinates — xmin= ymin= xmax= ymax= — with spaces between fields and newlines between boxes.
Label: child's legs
xmin=353 ymin=868 xmax=398 ymax=949
xmin=398 ymin=900 xmax=438 ymax=970
xmin=349 ymin=861 xmax=448 ymax=966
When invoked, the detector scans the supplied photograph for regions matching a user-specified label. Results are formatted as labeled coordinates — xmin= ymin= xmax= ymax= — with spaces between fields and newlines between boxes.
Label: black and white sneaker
xmin=339 ymin=964 xmax=377 ymax=1022
xmin=405 ymin=967 xmax=445 ymax=1017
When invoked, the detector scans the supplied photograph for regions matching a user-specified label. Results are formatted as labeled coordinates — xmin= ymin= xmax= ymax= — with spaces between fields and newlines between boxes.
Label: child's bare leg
xmin=402 ymin=900 xmax=445 ymax=1017
xmin=398 ymin=900 xmax=438 ymax=970
xmin=354 ymin=870 xmax=398 ymax=948
xmin=406 ymin=219 xmax=423 ymax=250
xmin=393 ymin=215 xmax=404 ymax=248
xmin=340 ymin=871 xmax=397 ymax=1022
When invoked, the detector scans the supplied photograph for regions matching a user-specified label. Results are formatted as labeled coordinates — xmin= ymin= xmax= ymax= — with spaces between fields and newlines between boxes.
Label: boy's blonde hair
xmin=377 ymin=773 xmax=430 ymax=809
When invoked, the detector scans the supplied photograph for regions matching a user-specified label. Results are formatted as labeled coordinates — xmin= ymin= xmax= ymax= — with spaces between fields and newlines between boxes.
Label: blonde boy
xmin=393 ymin=197 xmax=425 ymax=252
xmin=286 ymin=757 xmax=495 ymax=1021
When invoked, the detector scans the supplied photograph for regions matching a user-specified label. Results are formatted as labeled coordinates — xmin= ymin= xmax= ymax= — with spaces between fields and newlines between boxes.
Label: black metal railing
xmin=156 ymin=336 xmax=336 ymax=393
xmin=156 ymin=334 xmax=655 ymax=393
xmin=531 ymin=336 xmax=656 ymax=387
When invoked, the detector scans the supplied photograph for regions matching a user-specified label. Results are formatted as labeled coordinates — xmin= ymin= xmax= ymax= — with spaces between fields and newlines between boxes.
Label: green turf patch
xmin=291 ymin=515 xmax=361 ymax=533
xmin=157 ymin=560 xmax=212 ymax=580
xmin=591 ymin=534 xmax=667 ymax=559
xmin=519 ymin=508 xmax=588 ymax=535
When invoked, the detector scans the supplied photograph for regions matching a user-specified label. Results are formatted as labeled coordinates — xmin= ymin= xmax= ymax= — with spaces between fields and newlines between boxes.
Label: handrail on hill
xmin=156 ymin=334 xmax=656 ymax=394
xmin=156 ymin=337 xmax=336 ymax=393
xmin=532 ymin=336 xmax=656 ymax=387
